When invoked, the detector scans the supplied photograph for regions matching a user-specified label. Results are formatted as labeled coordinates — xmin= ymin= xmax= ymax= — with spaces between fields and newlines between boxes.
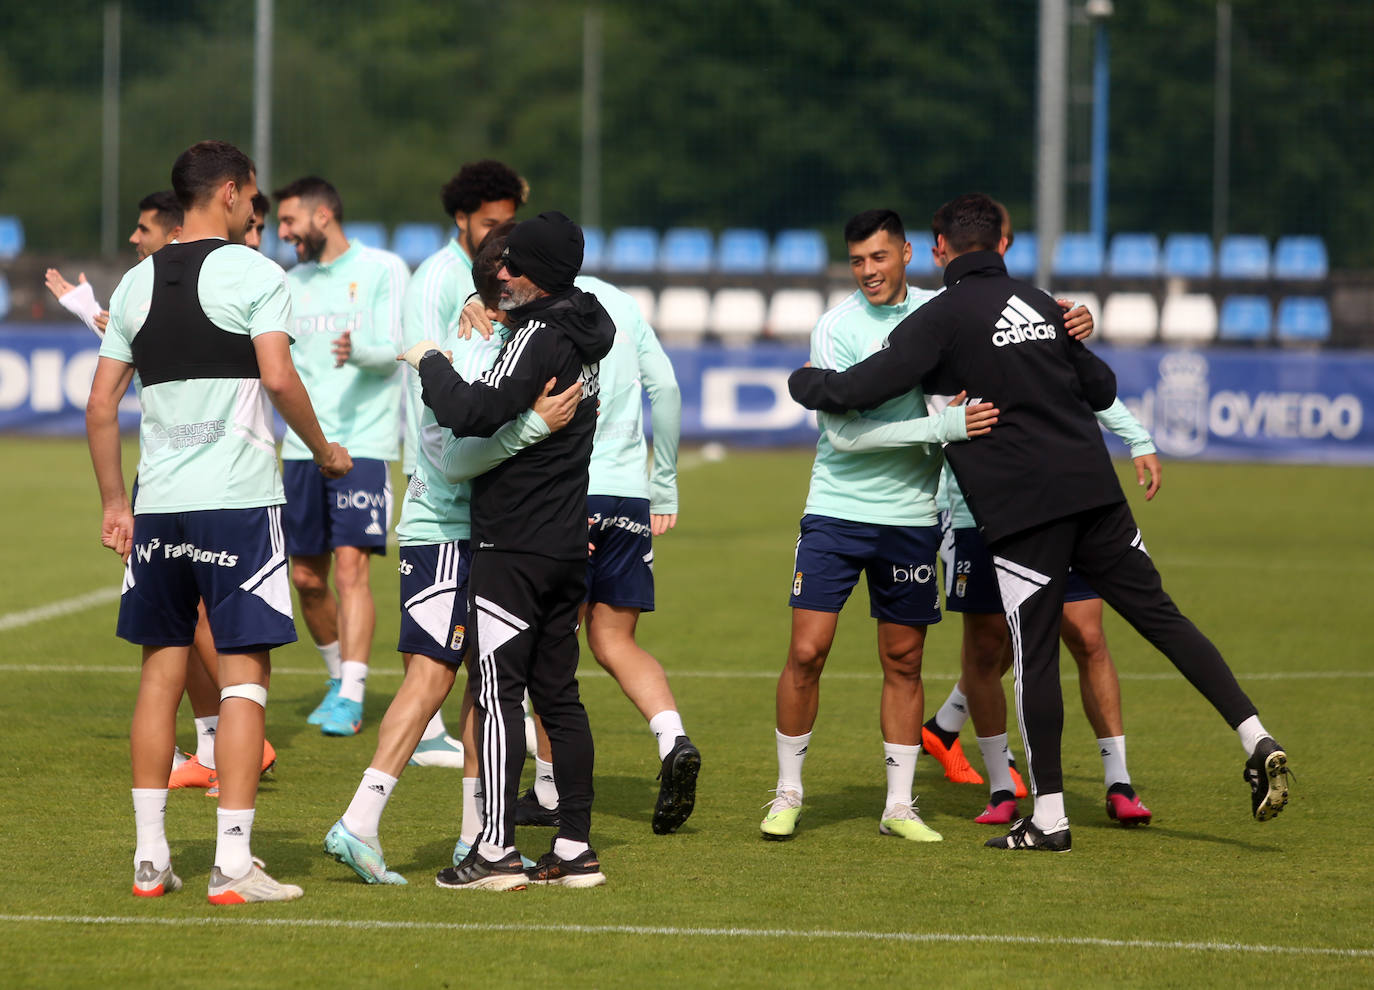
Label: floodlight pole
xmin=100 ymin=2 xmax=121 ymax=258
xmin=1035 ymin=0 xmax=1069 ymax=288
xmin=253 ymin=0 xmax=274 ymax=196
xmin=1212 ymin=1 xmax=1232 ymax=243
xmin=1087 ymin=0 xmax=1113 ymax=248
xmin=581 ymin=6 xmax=603 ymax=230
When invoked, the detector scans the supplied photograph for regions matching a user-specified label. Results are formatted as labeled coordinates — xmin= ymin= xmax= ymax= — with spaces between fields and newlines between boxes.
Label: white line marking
xmin=0 ymin=914 xmax=1368 ymax=958
xmin=0 ymin=587 xmax=121 ymax=632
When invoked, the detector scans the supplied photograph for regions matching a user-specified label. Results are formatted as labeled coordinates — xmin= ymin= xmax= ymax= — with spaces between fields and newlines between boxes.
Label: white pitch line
xmin=0 ymin=587 xmax=121 ymax=632
xmin=0 ymin=914 xmax=1368 ymax=959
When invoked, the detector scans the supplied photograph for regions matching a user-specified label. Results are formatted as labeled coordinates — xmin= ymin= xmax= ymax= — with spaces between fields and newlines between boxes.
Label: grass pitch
xmin=0 ymin=437 xmax=1371 ymax=988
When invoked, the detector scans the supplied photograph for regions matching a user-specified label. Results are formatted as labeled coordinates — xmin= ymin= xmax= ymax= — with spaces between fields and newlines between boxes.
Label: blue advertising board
xmin=2 ymin=326 xmax=1372 ymax=464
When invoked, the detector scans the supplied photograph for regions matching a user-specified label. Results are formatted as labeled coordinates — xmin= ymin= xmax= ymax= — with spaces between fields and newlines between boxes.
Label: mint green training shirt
xmin=401 ymin=239 xmax=474 ymax=476
xmin=99 ymin=240 xmax=291 ymax=513
xmin=577 ymin=275 xmax=681 ymax=513
xmin=803 ymin=286 xmax=953 ymax=527
xmin=280 ymin=240 xmax=409 ymax=461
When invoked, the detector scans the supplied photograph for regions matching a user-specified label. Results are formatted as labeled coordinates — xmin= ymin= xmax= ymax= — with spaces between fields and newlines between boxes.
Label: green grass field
xmin=1 ymin=437 xmax=1371 ymax=988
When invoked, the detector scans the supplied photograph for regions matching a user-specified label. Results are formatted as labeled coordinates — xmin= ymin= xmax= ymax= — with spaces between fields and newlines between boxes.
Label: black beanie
xmin=504 ymin=210 xmax=584 ymax=294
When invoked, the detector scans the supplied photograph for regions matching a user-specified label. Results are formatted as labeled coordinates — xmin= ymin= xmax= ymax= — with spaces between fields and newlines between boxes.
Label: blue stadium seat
xmin=345 ymin=222 xmax=389 ymax=250
xmin=906 ymin=244 xmax=937 ymax=276
xmin=1273 ymin=236 xmax=1329 ymax=280
xmin=1275 ymin=296 xmax=1331 ymax=343
xmin=582 ymin=227 xmax=604 ymax=271
xmin=1217 ymin=235 xmax=1270 ymax=279
xmin=1052 ymin=234 xmax=1104 ymax=278
xmin=263 ymin=229 xmax=298 ymax=268
xmin=0 ymin=274 xmax=10 ymax=320
xmin=659 ymin=227 xmax=714 ymax=273
xmin=0 ymin=216 xmax=23 ymax=261
xmin=717 ymin=228 xmax=770 ymax=273
xmin=1003 ymin=233 xmax=1038 ymax=277
xmin=1162 ymin=233 xmax=1214 ymax=278
xmin=770 ymin=229 xmax=828 ymax=274
xmin=1218 ymin=295 xmax=1272 ymax=342
xmin=605 ymin=227 xmax=659 ymax=272
xmin=1107 ymin=233 xmax=1160 ymax=277
xmin=390 ymin=223 xmax=446 ymax=267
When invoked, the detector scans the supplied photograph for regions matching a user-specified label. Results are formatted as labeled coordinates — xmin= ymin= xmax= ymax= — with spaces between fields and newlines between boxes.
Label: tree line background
xmin=1 ymin=0 xmax=1370 ymax=266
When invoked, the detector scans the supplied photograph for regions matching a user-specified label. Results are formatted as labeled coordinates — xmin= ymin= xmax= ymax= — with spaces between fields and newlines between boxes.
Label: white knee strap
xmin=221 ymin=683 xmax=269 ymax=709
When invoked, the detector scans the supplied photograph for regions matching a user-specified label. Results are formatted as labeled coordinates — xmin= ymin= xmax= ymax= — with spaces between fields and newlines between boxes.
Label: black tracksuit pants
xmin=468 ymin=550 xmax=594 ymax=849
xmin=988 ymin=500 xmax=1258 ymax=798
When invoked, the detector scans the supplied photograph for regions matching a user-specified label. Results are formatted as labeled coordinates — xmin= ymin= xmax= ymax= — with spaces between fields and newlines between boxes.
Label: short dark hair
xmin=138 ymin=190 xmax=184 ymax=230
xmin=440 ymin=160 xmax=527 ymax=219
xmin=930 ymin=193 xmax=1003 ymax=254
xmin=251 ymin=192 xmax=270 ymax=217
xmin=272 ymin=176 xmax=344 ymax=222
xmin=472 ymin=219 xmax=519 ymax=309
xmin=844 ymin=209 xmax=905 ymax=246
xmin=170 ymin=140 xmax=255 ymax=211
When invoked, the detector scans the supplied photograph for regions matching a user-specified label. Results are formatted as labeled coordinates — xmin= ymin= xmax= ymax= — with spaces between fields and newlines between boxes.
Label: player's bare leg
xmin=131 ymin=645 xmax=189 ymax=896
xmin=875 ymin=621 xmax=941 ymax=841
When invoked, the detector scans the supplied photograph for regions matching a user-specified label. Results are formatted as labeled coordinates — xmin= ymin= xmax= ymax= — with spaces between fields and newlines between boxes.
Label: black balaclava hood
xmin=503 ymin=210 xmax=584 ymax=295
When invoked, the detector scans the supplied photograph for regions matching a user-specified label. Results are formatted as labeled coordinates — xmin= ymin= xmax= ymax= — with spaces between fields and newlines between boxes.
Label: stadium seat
xmin=582 ymin=227 xmax=605 ymax=271
xmin=1003 ymin=233 xmax=1038 ymax=278
xmin=264 ymin=229 xmax=298 ymax=268
xmin=1275 ymin=296 xmax=1332 ymax=343
xmin=619 ymin=285 xmax=655 ymax=326
xmin=0 ymin=216 xmax=23 ymax=261
xmin=1218 ymin=295 xmax=1272 ymax=342
xmin=767 ymin=288 xmax=825 ymax=340
xmin=1052 ymin=233 xmax=1104 ymax=279
xmin=659 ymin=227 xmax=714 ymax=273
xmin=1159 ymin=293 xmax=1218 ymax=344
xmin=1057 ymin=291 xmax=1101 ymax=327
xmin=906 ymin=244 xmax=937 ymax=277
xmin=770 ymin=229 xmax=828 ymax=274
xmin=1161 ymin=233 xmax=1214 ymax=278
xmin=0 ymin=274 xmax=10 ymax=320
xmin=605 ymin=227 xmax=659 ymax=273
xmin=346 ymin=222 xmax=388 ymax=250
xmin=655 ymin=287 xmax=710 ymax=345
xmin=390 ymin=223 xmax=446 ymax=267
xmin=709 ymin=288 xmax=767 ymax=344
xmin=1217 ymin=235 xmax=1270 ymax=279
xmin=1099 ymin=292 xmax=1159 ymax=344
xmin=827 ymin=287 xmax=857 ymax=311
xmin=1273 ymin=236 xmax=1329 ymax=280
xmin=1107 ymin=233 xmax=1160 ymax=277
xmin=716 ymin=228 xmax=770 ymax=273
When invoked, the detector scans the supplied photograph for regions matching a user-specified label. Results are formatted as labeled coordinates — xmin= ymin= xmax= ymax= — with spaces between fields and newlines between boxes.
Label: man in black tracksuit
xmin=789 ymin=193 xmax=1290 ymax=852
xmin=409 ymin=211 xmax=615 ymax=887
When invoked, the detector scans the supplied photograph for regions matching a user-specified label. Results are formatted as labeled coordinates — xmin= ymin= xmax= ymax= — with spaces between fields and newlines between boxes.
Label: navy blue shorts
xmin=940 ymin=517 xmax=1099 ymax=613
xmin=116 ymin=506 xmax=297 ymax=651
xmin=282 ymin=457 xmax=391 ymax=557
xmin=586 ymin=495 xmax=655 ymax=611
xmin=397 ymin=541 xmax=471 ymax=666
xmin=788 ymin=514 xmax=942 ymax=625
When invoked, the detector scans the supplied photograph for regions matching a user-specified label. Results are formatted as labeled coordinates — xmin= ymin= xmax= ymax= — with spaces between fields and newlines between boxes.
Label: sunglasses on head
xmin=500 ymin=247 xmax=523 ymax=278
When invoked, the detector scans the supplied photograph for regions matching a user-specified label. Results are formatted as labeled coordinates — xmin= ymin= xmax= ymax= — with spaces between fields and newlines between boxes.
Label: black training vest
xmin=131 ymin=240 xmax=261 ymax=387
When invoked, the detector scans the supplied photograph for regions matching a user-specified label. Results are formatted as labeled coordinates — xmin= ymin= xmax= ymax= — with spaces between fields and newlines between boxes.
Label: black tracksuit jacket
xmin=789 ymin=250 xmax=1123 ymax=545
xmin=418 ymin=287 xmax=615 ymax=559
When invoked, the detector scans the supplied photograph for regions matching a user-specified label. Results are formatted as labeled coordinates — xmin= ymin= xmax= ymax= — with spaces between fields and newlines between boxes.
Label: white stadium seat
xmin=827 ymin=287 xmax=857 ymax=311
xmin=709 ymin=288 xmax=767 ymax=344
xmin=1055 ymin=291 xmax=1100 ymax=326
xmin=619 ymin=286 xmax=656 ymax=326
xmin=655 ymin=287 xmax=710 ymax=346
xmin=1099 ymin=292 xmax=1159 ymax=345
xmin=767 ymin=289 xmax=825 ymax=341
xmin=1159 ymin=293 xmax=1219 ymax=344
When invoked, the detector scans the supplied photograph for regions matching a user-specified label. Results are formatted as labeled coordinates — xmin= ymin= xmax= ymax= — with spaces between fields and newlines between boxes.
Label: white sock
xmin=317 ymin=641 xmax=343 ymax=680
xmin=421 ymin=709 xmax=447 ymax=742
xmin=214 ymin=807 xmax=256 ymax=879
xmin=460 ymin=776 xmax=481 ymax=845
xmin=554 ymin=837 xmax=589 ymax=860
xmin=533 ymin=758 xmax=559 ymax=809
xmin=342 ymin=768 xmax=397 ymax=839
xmin=1031 ymin=791 xmax=1068 ymax=832
xmin=977 ymin=734 xmax=1016 ymax=797
xmin=648 ymin=709 xmax=686 ymax=761
xmin=882 ymin=741 xmax=920 ymax=809
xmin=933 ymin=685 xmax=971 ymax=735
xmin=338 ymin=660 xmax=368 ymax=704
xmin=132 ymin=788 xmax=170 ymax=870
xmin=1236 ymin=715 xmax=1271 ymax=756
xmin=1098 ymin=735 xmax=1130 ymax=788
xmin=776 ymin=729 xmax=811 ymax=797
xmin=194 ymin=716 xmax=219 ymax=770
xmin=477 ymin=840 xmax=512 ymax=862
